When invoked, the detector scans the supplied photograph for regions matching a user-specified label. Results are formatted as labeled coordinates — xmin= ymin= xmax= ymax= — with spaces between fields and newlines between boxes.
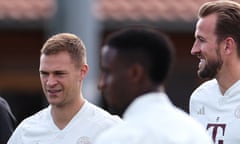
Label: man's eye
xmin=40 ymin=72 xmax=48 ymax=76
xmin=198 ymin=37 xmax=205 ymax=42
xmin=55 ymin=72 xmax=66 ymax=76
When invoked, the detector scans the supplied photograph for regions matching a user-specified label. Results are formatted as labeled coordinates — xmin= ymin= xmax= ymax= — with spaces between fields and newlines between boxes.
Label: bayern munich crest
xmin=77 ymin=136 xmax=91 ymax=144
xmin=234 ymin=105 xmax=240 ymax=119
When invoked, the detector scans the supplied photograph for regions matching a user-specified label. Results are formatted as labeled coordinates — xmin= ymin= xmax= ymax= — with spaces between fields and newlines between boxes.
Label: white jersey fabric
xmin=95 ymin=92 xmax=213 ymax=144
xmin=190 ymin=79 xmax=240 ymax=144
xmin=7 ymin=101 xmax=122 ymax=144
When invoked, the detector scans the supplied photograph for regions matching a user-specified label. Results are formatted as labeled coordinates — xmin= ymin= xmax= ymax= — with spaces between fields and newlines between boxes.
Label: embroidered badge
xmin=234 ymin=105 xmax=240 ymax=119
xmin=77 ymin=136 xmax=91 ymax=144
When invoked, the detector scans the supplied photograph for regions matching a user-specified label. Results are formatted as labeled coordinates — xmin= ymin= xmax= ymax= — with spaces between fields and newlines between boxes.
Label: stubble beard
xmin=198 ymin=49 xmax=223 ymax=80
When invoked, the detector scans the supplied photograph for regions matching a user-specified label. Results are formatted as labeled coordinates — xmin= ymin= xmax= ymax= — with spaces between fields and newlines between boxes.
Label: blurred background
xmin=0 ymin=0 xmax=237 ymax=123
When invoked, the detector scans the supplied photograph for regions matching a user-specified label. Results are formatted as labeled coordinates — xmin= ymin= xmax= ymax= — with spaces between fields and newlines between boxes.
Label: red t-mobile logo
xmin=207 ymin=123 xmax=226 ymax=144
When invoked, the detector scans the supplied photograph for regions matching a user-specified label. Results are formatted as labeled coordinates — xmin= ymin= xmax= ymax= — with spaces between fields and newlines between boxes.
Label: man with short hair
xmin=95 ymin=26 xmax=212 ymax=144
xmin=190 ymin=1 xmax=240 ymax=143
xmin=7 ymin=33 xmax=122 ymax=144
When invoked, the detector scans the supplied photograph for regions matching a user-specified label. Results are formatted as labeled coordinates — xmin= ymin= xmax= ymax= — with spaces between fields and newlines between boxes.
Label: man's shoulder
xmin=0 ymin=97 xmax=10 ymax=110
xmin=197 ymin=79 xmax=218 ymax=89
xmin=191 ymin=79 xmax=218 ymax=97
xmin=84 ymin=102 xmax=122 ymax=122
xmin=19 ymin=106 xmax=49 ymax=126
xmin=94 ymin=122 xmax=139 ymax=144
xmin=81 ymin=101 xmax=122 ymax=132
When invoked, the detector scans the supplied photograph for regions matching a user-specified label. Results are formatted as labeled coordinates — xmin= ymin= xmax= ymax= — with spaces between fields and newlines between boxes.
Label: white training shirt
xmin=95 ymin=92 xmax=213 ymax=144
xmin=7 ymin=101 xmax=122 ymax=144
xmin=190 ymin=79 xmax=240 ymax=144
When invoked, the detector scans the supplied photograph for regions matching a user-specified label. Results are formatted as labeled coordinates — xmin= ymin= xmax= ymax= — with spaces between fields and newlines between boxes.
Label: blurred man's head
xmin=98 ymin=26 xmax=174 ymax=116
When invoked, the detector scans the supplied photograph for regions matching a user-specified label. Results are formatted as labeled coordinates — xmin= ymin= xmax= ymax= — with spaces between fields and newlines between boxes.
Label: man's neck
xmin=51 ymin=99 xmax=85 ymax=129
xmin=217 ymin=61 xmax=240 ymax=95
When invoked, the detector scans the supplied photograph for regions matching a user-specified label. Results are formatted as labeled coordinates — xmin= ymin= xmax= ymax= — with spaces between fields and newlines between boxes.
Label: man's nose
xmin=46 ymin=75 xmax=57 ymax=86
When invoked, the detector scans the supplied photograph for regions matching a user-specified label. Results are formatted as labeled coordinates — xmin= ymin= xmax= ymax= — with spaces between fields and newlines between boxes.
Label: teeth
xmin=198 ymin=59 xmax=205 ymax=68
xmin=48 ymin=90 xmax=60 ymax=93
xmin=200 ymin=59 xmax=205 ymax=63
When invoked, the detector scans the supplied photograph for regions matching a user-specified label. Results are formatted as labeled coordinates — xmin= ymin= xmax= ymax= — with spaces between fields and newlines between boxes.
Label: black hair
xmin=104 ymin=26 xmax=175 ymax=84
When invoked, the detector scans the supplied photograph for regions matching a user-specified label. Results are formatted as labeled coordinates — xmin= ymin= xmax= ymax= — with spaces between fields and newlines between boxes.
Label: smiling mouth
xmin=198 ymin=58 xmax=207 ymax=70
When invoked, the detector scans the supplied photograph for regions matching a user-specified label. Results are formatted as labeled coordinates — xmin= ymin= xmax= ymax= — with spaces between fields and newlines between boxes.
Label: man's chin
xmin=47 ymin=99 xmax=61 ymax=106
xmin=198 ymin=71 xmax=214 ymax=80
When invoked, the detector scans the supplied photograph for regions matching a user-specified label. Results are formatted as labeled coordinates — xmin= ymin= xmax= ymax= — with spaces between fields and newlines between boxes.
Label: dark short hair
xmin=41 ymin=33 xmax=87 ymax=68
xmin=104 ymin=26 xmax=175 ymax=84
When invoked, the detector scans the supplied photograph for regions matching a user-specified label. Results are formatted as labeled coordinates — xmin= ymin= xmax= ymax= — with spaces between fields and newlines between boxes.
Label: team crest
xmin=77 ymin=136 xmax=91 ymax=144
xmin=234 ymin=105 xmax=240 ymax=119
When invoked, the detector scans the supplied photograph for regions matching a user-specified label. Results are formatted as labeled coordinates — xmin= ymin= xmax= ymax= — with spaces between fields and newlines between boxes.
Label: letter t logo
xmin=207 ymin=123 xmax=226 ymax=144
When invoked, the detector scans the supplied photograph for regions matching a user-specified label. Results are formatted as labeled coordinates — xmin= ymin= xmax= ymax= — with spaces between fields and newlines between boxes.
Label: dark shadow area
xmin=0 ymin=91 xmax=48 ymax=125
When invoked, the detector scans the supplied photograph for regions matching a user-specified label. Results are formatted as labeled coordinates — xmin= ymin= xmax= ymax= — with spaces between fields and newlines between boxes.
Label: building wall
xmin=0 ymin=29 xmax=47 ymax=123
xmin=166 ymin=32 xmax=200 ymax=112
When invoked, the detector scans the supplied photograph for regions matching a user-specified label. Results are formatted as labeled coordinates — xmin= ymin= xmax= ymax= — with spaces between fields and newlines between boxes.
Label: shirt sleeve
xmin=0 ymin=97 xmax=17 ymax=144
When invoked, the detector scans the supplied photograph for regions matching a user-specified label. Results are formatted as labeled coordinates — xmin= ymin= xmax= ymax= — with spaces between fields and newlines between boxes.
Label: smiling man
xmin=190 ymin=1 xmax=240 ymax=144
xmin=7 ymin=33 xmax=122 ymax=144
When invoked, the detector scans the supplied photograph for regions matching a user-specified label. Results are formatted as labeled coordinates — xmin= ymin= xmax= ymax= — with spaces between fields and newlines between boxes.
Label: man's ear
xmin=80 ymin=64 xmax=88 ymax=80
xmin=223 ymin=37 xmax=235 ymax=55
xmin=128 ymin=64 xmax=144 ymax=83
